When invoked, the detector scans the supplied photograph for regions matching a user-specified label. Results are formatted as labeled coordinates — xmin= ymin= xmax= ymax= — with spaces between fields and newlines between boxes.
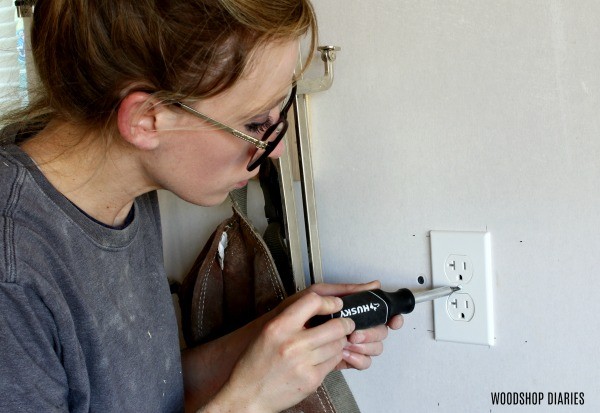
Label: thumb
xmin=279 ymin=292 xmax=344 ymax=327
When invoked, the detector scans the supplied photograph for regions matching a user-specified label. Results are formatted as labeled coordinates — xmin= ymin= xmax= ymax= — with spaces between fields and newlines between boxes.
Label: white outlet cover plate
xmin=430 ymin=230 xmax=495 ymax=346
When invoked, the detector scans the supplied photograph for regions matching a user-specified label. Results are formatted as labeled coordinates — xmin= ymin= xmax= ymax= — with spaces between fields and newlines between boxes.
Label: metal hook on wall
xmin=296 ymin=46 xmax=341 ymax=95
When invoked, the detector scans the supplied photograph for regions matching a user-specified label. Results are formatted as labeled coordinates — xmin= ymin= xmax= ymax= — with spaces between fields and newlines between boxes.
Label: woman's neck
xmin=20 ymin=121 xmax=157 ymax=227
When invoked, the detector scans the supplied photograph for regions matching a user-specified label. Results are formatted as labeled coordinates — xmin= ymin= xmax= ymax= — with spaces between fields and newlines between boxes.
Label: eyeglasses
xmin=172 ymin=84 xmax=296 ymax=171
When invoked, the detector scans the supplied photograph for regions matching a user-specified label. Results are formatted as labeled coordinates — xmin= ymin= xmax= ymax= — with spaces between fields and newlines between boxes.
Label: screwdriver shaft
xmin=413 ymin=286 xmax=460 ymax=304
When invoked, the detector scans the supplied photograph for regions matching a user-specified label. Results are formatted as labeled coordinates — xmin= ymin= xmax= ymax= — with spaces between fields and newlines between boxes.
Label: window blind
xmin=0 ymin=0 xmax=28 ymax=109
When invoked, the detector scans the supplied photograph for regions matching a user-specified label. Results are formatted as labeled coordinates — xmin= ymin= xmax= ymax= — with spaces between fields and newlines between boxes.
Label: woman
xmin=0 ymin=1 xmax=403 ymax=412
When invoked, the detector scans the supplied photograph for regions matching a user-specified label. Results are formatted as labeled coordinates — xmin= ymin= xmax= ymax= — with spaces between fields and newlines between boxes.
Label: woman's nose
xmin=267 ymin=139 xmax=286 ymax=160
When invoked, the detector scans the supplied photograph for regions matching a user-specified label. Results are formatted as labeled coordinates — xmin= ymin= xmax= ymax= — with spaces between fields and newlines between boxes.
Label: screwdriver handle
xmin=308 ymin=289 xmax=415 ymax=330
xmin=308 ymin=286 xmax=458 ymax=330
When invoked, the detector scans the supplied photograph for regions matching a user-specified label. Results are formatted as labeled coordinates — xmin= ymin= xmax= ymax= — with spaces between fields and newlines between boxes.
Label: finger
xmin=303 ymin=317 xmax=355 ymax=351
xmin=308 ymin=280 xmax=382 ymax=298
xmin=282 ymin=281 xmax=382 ymax=312
xmin=348 ymin=324 xmax=388 ymax=345
xmin=278 ymin=292 xmax=344 ymax=328
xmin=344 ymin=341 xmax=383 ymax=357
xmin=387 ymin=314 xmax=405 ymax=330
xmin=341 ymin=351 xmax=373 ymax=371
xmin=306 ymin=336 xmax=348 ymax=366
xmin=315 ymin=349 xmax=346 ymax=378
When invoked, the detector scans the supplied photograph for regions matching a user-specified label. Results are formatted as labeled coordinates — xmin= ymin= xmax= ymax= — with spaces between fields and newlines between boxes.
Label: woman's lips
xmin=234 ymin=180 xmax=248 ymax=189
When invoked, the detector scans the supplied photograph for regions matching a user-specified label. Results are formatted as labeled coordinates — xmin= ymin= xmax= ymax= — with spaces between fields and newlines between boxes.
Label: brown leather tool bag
xmin=178 ymin=204 xmax=285 ymax=346
xmin=176 ymin=201 xmax=359 ymax=413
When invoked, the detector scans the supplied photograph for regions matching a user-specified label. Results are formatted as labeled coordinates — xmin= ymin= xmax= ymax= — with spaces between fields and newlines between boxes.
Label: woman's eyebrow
xmin=240 ymin=92 xmax=290 ymax=120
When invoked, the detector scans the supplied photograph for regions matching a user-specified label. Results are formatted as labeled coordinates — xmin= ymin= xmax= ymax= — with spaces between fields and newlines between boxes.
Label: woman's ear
xmin=117 ymin=92 xmax=161 ymax=151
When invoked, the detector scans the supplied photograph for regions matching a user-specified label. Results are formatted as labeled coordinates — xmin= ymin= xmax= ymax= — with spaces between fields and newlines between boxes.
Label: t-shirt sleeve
xmin=0 ymin=282 xmax=70 ymax=412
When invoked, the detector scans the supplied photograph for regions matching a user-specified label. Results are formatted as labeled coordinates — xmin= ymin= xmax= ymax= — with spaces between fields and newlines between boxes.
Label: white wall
xmin=160 ymin=182 xmax=268 ymax=284
xmin=161 ymin=1 xmax=600 ymax=411
xmin=307 ymin=1 xmax=600 ymax=412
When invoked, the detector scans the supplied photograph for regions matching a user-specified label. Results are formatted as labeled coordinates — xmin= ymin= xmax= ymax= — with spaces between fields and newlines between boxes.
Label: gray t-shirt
xmin=0 ymin=144 xmax=184 ymax=412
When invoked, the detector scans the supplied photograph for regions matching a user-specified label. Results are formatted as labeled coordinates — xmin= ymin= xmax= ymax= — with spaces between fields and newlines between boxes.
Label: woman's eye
xmin=244 ymin=117 xmax=274 ymax=135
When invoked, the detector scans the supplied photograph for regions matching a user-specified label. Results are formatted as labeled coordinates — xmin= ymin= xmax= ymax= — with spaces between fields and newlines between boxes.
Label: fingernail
xmin=352 ymin=331 xmax=365 ymax=344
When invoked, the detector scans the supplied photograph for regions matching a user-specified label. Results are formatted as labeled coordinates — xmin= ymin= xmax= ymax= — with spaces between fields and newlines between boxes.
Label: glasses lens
xmin=247 ymin=84 xmax=296 ymax=171
xmin=247 ymin=120 xmax=288 ymax=170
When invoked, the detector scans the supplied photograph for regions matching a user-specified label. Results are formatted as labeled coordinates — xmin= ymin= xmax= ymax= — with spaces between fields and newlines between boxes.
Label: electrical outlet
xmin=430 ymin=231 xmax=494 ymax=346
xmin=444 ymin=254 xmax=473 ymax=283
xmin=446 ymin=292 xmax=475 ymax=321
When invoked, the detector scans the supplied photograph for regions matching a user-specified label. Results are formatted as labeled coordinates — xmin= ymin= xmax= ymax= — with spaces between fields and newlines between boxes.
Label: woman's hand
xmin=304 ymin=281 xmax=405 ymax=371
xmin=338 ymin=314 xmax=404 ymax=370
xmin=195 ymin=281 xmax=403 ymax=412
xmin=208 ymin=291 xmax=355 ymax=412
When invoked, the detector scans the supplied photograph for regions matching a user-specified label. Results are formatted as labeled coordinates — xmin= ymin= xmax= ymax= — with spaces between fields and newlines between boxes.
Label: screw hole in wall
xmin=417 ymin=275 xmax=426 ymax=285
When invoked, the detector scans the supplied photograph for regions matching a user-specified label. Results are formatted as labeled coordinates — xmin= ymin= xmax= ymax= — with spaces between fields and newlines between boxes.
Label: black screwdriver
xmin=309 ymin=286 xmax=460 ymax=330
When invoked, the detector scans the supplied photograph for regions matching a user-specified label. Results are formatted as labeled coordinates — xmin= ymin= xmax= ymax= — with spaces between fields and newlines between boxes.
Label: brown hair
xmin=1 ymin=0 xmax=317 ymax=142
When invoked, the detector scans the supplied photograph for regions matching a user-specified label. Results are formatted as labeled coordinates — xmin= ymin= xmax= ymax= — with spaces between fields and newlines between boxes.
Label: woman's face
xmin=146 ymin=39 xmax=299 ymax=206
